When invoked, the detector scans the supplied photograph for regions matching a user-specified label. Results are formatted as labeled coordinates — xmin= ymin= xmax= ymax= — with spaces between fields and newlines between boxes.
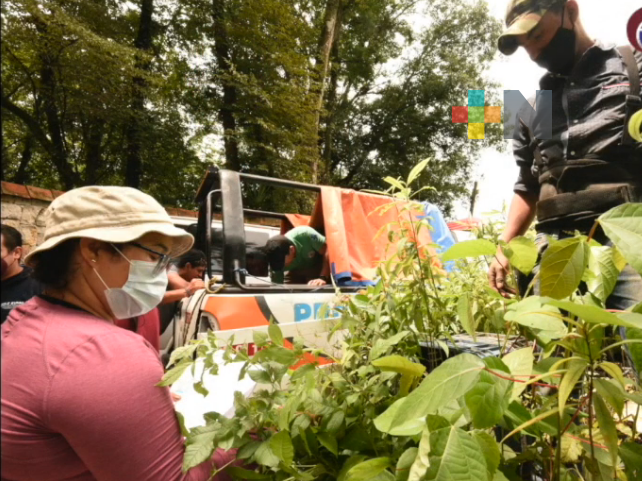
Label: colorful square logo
xmin=452 ymin=90 xmax=501 ymax=139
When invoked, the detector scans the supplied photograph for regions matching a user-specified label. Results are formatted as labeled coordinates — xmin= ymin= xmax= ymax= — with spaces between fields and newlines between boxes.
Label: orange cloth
xmin=318 ymin=187 xmax=438 ymax=283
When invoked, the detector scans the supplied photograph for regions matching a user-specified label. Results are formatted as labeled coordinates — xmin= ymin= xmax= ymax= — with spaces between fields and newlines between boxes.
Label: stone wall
xmin=1 ymin=180 xmax=280 ymax=255
xmin=0 ymin=182 xmax=61 ymax=254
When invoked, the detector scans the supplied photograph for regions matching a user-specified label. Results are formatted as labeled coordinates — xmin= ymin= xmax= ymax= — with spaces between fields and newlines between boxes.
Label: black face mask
xmin=535 ymin=9 xmax=576 ymax=76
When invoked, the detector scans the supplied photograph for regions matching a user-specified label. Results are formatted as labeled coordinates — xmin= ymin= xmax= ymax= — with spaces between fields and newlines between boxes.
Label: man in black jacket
xmin=1 ymin=225 xmax=42 ymax=323
xmin=488 ymin=0 xmax=642 ymax=308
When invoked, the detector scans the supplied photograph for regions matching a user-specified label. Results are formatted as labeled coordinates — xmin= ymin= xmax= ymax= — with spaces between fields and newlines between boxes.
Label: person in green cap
xmin=488 ymin=0 xmax=642 ymax=313
xmin=263 ymin=226 xmax=331 ymax=286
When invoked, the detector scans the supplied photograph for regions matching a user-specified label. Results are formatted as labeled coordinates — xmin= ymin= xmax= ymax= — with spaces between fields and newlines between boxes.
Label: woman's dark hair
xmin=176 ymin=249 xmax=207 ymax=268
xmin=31 ymin=239 xmax=81 ymax=290
xmin=31 ymin=239 xmax=127 ymax=290
xmin=263 ymin=235 xmax=294 ymax=272
xmin=1 ymin=224 xmax=23 ymax=251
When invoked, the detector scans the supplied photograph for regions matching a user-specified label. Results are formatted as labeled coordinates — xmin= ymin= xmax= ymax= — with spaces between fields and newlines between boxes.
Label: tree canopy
xmin=1 ymin=0 xmax=503 ymax=214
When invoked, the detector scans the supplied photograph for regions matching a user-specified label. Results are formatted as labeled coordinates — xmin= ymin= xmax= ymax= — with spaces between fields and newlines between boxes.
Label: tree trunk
xmin=125 ymin=0 xmax=154 ymax=188
xmin=212 ymin=0 xmax=240 ymax=171
xmin=39 ymin=55 xmax=77 ymax=190
xmin=13 ymin=133 xmax=34 ymax=185
xmin=311 ymin=0 xmax=342 ymax=182
xmin=320 ymin=10 xmax=343 ymax=182
xmin=85 ymin=119 xmax=106 ymax=184
xmin=0 ymin=102 xmax=5 ymax=182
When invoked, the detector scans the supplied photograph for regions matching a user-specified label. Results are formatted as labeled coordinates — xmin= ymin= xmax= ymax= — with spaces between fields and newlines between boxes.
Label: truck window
xmin=210 ymin=226 xmax=272 ymax=278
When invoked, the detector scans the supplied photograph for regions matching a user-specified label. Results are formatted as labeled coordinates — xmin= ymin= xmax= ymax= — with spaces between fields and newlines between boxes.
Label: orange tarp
xmin=281 ymin=186 xmax=439 ymax=285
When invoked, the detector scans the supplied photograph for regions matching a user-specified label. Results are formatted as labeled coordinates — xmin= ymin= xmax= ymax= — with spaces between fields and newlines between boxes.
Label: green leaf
xmin=375 ymin=354 xmax=484 ymax=434
xmin=407 ymin=158 xmax=430 ymax=185
xmin=157 ymin=360 xmax=192 ymax=387
xmin=237 ymin=440 xmax=261 ymax=460
xmin=598 ymin=203 xmax=642 ymax=276
xmin=542 ymin=298 xmax=642 ymax=328
xmin=598 ymin=361 xmax=627 ymax=388
xmin=254 ymin=346 xmax=297 ymax=365
xmin=441 ymin=239 xmax=496 ymax=262
xmin=290 ymin=363 xmax=316 ymax=381
xmin=248 ymin=369 xmax=272 ymax=384
xmin=502 ymin=347 xmax=534 ymax=401
xmin=338 ymin=455 xmax=368 ymax=481
xmin=464 ymin=358 xmax=511 ymax=428
xmin=593 ymin=393 xmax=618 ymax=467
xmin=175 ymin=411 xmax=189 ymax=437
xmin=620 ymin=442 xmax=642 ymax=479
xmin=424 ymin=415 xmax=488 ymax=481
xmin=626 ymin=326 xmax=642 ymax=377
xmin=253 ymin=330 xmax=269 ymax=347
xmin=167 ymin=343 xmax=198 ymax=368
xmin=372 ymin=355 xmax=426 ymax=378
xmin=193 ymin=381 xmax=209 ymax=397
xmin=472 ymin=431 xmax=500 ymax=477
xmin=558 ymin=359 xmax=587 ymax=412
xmin=408 ymin=427 xmax=430 ymax=481
xmin=268 ymin=323 xmax=284 ymax=347
xmin=505 ymin=236 xmax=538 ymax=275
xmin=225 ymin=466 xmax=272 ymax=480
xmin=560 ymin=434 xmax=583 ymax=463
xmin=317 ymin=432 xmax=338 ymax=456
xmin=539 ymin=237 xmax=589 ymax=299
xmin=395 ymin=447 xmax=418 ymax=481
xmin=269 ymin=431 xmax=294 ymax=466
xmin=254 ymin=441 xmax=280 ymax=468
xmin=501 ymin=406 xmax=560 ymax=442
xmin=326 ymin=410 xmax=345 ymax=434
xmin=182 ymin=425 xmax=217 ymax=471
xmin=585 ymin=246 xmax=627 ymax=302
xmin=594 ymin=378 xmax=625 ymax=417
xmin=504 ymin=297 xmax=566 ymax=333
xmin=457 ymin=293 xmax=476 ymax=341
xmin=370 ymin=331 xmax=411 ymax=360
xmin=384 ymin=176 xmax=405 ymax=191
xmin=374 ymin=398 xmax=426 ymax=436
xmin=345 ymin=457 xmax=392 ymax=481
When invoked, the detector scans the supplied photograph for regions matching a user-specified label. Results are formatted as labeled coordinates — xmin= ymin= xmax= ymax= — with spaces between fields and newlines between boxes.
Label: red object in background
xmin=627 ymin=8 xmax=642 ymax=52
xmin=447 ymin=218 xmax=482 ymax=231
xmin=116 ymin=307 xmax=161 ymax=351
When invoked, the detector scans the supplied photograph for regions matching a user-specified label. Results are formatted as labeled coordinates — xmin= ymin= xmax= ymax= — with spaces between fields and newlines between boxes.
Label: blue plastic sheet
xmin=419 ymin=202 xmax=457 ymax=272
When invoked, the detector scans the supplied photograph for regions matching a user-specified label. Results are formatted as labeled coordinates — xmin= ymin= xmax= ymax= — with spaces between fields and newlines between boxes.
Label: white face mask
xmin=93 ymin=246 xmax=168 ymax=320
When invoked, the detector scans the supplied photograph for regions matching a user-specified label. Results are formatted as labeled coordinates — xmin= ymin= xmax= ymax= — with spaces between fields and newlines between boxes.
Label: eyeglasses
xmin=128 ymin=242 xmax=172 ymax=276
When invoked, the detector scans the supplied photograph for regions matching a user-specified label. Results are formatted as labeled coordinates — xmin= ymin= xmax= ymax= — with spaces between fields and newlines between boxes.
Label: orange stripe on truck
xmin=204 ymin=296 xmax=270 ymax=331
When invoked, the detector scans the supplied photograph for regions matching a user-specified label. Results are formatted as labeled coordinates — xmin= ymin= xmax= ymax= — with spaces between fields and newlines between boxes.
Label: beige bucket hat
xmin=25 ymin=186 xmax=194 ymax=265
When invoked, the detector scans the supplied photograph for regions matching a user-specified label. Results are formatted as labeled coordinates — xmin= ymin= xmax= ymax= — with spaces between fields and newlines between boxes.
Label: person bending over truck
xmin=264 ymin=226 xmax=331 ymax=286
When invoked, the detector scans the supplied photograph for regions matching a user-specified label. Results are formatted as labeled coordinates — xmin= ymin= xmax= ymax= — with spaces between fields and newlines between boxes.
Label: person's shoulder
xmin=294 ymin=225 xmax=320 ymax=236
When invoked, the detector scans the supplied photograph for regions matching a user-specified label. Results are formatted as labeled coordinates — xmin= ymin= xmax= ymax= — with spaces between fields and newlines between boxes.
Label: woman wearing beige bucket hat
xmin=1 ymin=186 xmax=235 ymax=481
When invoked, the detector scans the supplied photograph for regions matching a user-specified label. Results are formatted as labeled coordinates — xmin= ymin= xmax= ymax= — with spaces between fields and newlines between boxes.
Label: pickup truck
xmin=161 ymin=167 xmax=362 ymax=361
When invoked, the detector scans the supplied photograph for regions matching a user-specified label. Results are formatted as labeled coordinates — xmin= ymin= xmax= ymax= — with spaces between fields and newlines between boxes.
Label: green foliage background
xmin=1 ymin=0 xmax=503 ymax=213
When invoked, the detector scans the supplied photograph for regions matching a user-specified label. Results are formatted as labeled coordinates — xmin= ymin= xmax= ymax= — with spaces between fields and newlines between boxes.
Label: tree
xmin=2 ymin=0 xmax=504 ymax=215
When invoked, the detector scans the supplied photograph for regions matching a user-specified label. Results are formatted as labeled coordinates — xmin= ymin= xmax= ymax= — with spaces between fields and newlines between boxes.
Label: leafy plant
xmin=161 ymin=165 xmax=642 ymax=481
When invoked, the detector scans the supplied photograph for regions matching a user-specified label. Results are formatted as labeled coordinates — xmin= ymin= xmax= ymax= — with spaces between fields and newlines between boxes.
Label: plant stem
xmin=555 ymin=411 xmax=564 ymax=479
xmin=584 ymin=323 xmax=597 ymax=464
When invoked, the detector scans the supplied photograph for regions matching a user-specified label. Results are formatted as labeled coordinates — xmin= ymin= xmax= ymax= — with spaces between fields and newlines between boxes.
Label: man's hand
xmin=488 ymin=249 xmax=515 ymax=298
xmin=186 ymin=278 xmax=205 ymax=296
xmin=308 ymin=278 xmax=327 ymax=287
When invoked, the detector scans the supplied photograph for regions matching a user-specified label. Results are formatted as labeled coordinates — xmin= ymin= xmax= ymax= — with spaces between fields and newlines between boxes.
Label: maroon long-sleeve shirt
xmin=1 ymin=296 xmax=233 ymax=481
